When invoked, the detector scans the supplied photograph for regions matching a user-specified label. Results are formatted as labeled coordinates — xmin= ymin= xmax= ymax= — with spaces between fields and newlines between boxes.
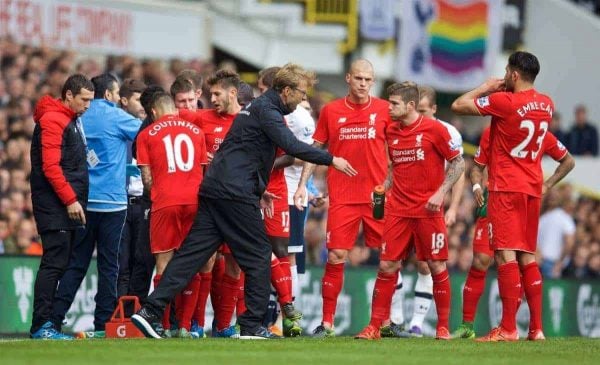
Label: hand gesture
xmin=332 ymin=157 xmax=357 ymax=177
xmin=294 ymin=185 xmax=307 ymax=210
xmin=426 ymin=188 xmax=444 ymax=212
xmin=261 ymin=191 xmax=279 ymax=218
xmin=67 ymin=201 xmax=86 ymax=225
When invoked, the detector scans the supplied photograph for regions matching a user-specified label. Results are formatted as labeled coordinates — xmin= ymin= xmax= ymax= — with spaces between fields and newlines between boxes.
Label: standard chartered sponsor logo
xmin=548 ymin=286 xmax=564 ymax=333
xmin=367 ymin=127 xmax=376 ymax=139
xmin=577 ymin=284 xmax=600 ymax=337
xmin=13 ymin=266 xmax=34 ymax=323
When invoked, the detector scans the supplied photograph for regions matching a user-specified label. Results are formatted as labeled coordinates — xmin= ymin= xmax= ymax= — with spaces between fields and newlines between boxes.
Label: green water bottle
xmin=373 ymin=185 xmax=386 ymax=220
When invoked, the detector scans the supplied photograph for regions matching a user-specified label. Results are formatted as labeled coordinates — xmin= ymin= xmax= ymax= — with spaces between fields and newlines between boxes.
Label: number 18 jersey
xmin=136 ymin=114 xmax=208 ymax=211
xmin=474 ymin=89 xmax=567 ymax=197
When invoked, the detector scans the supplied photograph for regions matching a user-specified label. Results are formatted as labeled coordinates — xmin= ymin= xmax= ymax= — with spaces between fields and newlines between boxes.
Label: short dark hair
xmin=120 ymin=78 xmax=147 ymax=99
xmin=91 ymin=73 xmax=118 ymax=99
xmin=237 ymin=82 xmax=255 ymax=106
xmin=61 ymin=74 xmax=94 ymax=100
xmin=387 ymin=81 xmax=419 ymax=105
xmin=150 ymin=91 xmax=175 ymax=111
xmin=170 ymin=78 xmax=194 ymax=98
xmin=258 ymin=67 xmax=281 ymax=88
xmin=140 ymin=85 xmax=165 ymax=118
xmin=177 ymin=69 xmax=203 ymax=90
xmin=508 ymin=51 xmax=540 ymax=83
xmin=207 ymin=69 xmax=241 ymax=90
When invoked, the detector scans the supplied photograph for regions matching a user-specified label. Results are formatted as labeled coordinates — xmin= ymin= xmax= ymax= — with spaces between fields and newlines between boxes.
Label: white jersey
xmin=438 ymin=119 xmax=464 ymax=155
xmin=284 ymin=105 xmax=315 ymax=206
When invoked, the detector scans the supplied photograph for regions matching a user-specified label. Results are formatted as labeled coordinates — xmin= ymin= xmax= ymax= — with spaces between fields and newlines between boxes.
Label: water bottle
xmin=373 ymin=185 xmax=386 ymax=220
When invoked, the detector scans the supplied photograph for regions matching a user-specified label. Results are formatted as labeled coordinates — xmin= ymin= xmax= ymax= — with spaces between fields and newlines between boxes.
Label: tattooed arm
xmin=542 ymin=152 xmax=575 ymax=195
xmin=426 ymin=155 xmax=465 ymax=212
xmin=140 ymin=165 xmax=153 ymax=197
xmin=293 ymin=141 xmax=324 ymax=210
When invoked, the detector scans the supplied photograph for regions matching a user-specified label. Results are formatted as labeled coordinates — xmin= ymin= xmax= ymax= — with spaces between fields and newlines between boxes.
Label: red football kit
xmin=136 ymin=114 xmax=208 ymax=253
xmin=313 ymin=96 xmax=390 ymax=249
xmin=382 ymin=116 xmax=461 ymax=261
xmin=472 ymin=127 xmax=493 ymax=256
xmin=475 ymin=89 xmax=568 ymax=253
xmin=264 ymin=148 xmax=290 ymax=237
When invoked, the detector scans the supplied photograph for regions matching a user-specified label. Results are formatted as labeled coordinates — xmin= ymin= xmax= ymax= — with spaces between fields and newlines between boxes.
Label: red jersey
xmin=474 ymin=89 xmax=568 ymax=197
xmin=313 ymin=96 xmax=390 ymax=204
xmin=179 ymin=108 xmax=235 ymax=153
xmin=267 ymin=148 xmax=288 ymax=210
xmin=386 ymin=116 xmax=461 ymax=218
xmin=474 ymin=126 xmax=491 ymax=166
xmin=136 ymin=114 xmax=208 ymax=211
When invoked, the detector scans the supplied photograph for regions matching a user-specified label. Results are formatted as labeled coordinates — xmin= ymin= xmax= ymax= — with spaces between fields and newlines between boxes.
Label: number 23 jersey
xmin=475 ymin=89 xmax=568 ymax=197
xmin=136 ymin=114 xmax=208 ymax=211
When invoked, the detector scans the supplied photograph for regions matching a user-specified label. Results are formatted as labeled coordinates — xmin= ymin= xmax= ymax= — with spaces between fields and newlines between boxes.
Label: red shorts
xmin=326 ymin=204 xmax=384 ymax=250
xmin=381 ymin=215 xmax=448 ymax=261
xmin=150 ymin=204 xmax=197 ymax=254
xmin=472 ymin=217 xmax=493 ymax=256
xmin=263 ymin=204 xmax=290 ymax=238
xmin=488 ymin=191 xmax=541 ymax=253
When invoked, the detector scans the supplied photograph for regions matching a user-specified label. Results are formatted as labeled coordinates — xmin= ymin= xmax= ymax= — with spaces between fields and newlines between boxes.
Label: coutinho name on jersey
xmin=148 ymin=120 xmax=201 ymax=136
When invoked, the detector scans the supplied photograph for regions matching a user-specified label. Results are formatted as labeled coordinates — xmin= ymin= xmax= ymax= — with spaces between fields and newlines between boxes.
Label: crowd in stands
xmin=0 ymin=35 xmax=599 ymax=278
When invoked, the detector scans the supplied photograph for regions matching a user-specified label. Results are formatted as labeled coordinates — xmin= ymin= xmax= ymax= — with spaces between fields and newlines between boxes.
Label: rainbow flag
xmin=429 ymin=0 xmax=488 ymax=74
xmin=396 ymin=0 xmax=502 ymax=92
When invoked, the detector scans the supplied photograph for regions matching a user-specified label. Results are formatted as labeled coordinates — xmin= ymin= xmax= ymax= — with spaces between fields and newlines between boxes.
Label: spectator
xmin=537 ymin=189 xmax=576 ymax=278
xmin=566 ymin=104 xmax=599 ymax=156
xmin=562 ymin=245 xmax=591 ymax=279
xmin=14 ymin=218 xmax=42 ymax=255
xmin=549 ymin=111 xmax=568 ymax=144
xmin=0 ymin=215 xmax=16 ymax=254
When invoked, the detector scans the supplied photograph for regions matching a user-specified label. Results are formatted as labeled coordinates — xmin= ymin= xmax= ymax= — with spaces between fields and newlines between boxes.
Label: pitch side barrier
xmin=1 ymin=256 xmax=598 ymax=337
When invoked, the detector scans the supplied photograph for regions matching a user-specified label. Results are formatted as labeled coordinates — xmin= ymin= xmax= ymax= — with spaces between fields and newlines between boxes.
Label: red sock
xmin=369 ymin=271 xmax=398 ymax=328
xmin=497 ymin=262 xmax=521 ymax=332
xmin=322 ymin=262 xmax=344 ymax=326
xmin=175 ymin=274 xmax=201 ymax=331
xmin=522 ymin=262 xmax=543 ymax=332
xmin=193 ymin=272 xmax=212 ymax=327
xmin=462 ymin=267 xmax=487 ymax=323
xmin=278 ymin=256 xmax=293 ymax=300
xmin=432 ymin=269 xmax=451 ymax=330
xmin=154 ymin=274 xmax=170 ymax=330
xmin=216 ymin=274 xmax=239 ymax=331
xmin=271 ymin=257 xmax=293 ymax=305
xmin=236 ymin=272 xmax=246 ymax=316
xmin=208 ymin=256 xmax=225 ymax=320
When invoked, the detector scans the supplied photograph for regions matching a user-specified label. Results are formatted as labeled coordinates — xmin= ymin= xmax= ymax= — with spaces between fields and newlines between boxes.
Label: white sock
xmin=291 ymin=264 xmax=300 ymax=301
xmin=409 ymin=273 xmax=433 ymax=329
xmin=390 ymin=271 xmax=405 ymax=325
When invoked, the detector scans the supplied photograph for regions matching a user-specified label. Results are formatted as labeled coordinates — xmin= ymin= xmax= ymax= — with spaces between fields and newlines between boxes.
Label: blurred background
xmin=0 ymin=0 xmax=599 ymax=337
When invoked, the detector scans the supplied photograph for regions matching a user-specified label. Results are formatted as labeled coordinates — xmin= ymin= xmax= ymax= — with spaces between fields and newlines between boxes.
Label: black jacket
xmin=201 ymin=89 xmax=333 ymax=203
xmin=30 ymin=96 xmax=88 ymax=233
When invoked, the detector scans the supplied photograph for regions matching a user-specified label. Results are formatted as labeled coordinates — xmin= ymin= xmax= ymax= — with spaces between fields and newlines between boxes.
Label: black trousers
xmin=145 ymin=197 xmax=271 ymax=332
xmin=30 ymin=229 xmax=76 ymax=333
xmin=118 ymin=196 xmax=154 ymax=300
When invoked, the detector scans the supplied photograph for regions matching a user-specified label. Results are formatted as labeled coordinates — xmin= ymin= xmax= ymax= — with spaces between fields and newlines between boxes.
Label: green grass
xmin=1 ymin=337 xmax=599 ymax=365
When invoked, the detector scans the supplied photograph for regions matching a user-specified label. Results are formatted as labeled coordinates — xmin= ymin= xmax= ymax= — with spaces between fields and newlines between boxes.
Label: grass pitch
xmin=1 ymin=337 xmax=598 ymax=365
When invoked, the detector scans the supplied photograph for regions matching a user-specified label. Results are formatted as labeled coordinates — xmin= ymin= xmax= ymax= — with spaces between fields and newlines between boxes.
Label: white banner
xmin=360 ymin=0 xmax=396 ymax=41
xmin=0 ymin=0 xmax=210 ymax=59
xmin=396 ymin=0 xmax=502 ymax=92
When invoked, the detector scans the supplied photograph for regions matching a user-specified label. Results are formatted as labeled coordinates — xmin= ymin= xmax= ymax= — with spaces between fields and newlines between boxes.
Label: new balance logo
xmin=392 ymin=139 xmax=398 ymax=145
xmin=532 ymin=280 xmax=542 ymax=286
xmin=214 ymin=126 xmax=223 ymax=133
xmin=337 ymin=117 xmax=347 ymax=123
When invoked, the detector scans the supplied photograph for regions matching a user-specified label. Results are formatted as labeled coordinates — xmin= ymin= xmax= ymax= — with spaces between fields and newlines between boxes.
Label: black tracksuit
xmin=143 ymin=89 xmax=333 ymax=333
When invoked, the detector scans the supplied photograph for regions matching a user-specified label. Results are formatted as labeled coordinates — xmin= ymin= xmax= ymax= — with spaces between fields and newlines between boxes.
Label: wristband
xmin=472 ymin=183 xmax=482 ymax=192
